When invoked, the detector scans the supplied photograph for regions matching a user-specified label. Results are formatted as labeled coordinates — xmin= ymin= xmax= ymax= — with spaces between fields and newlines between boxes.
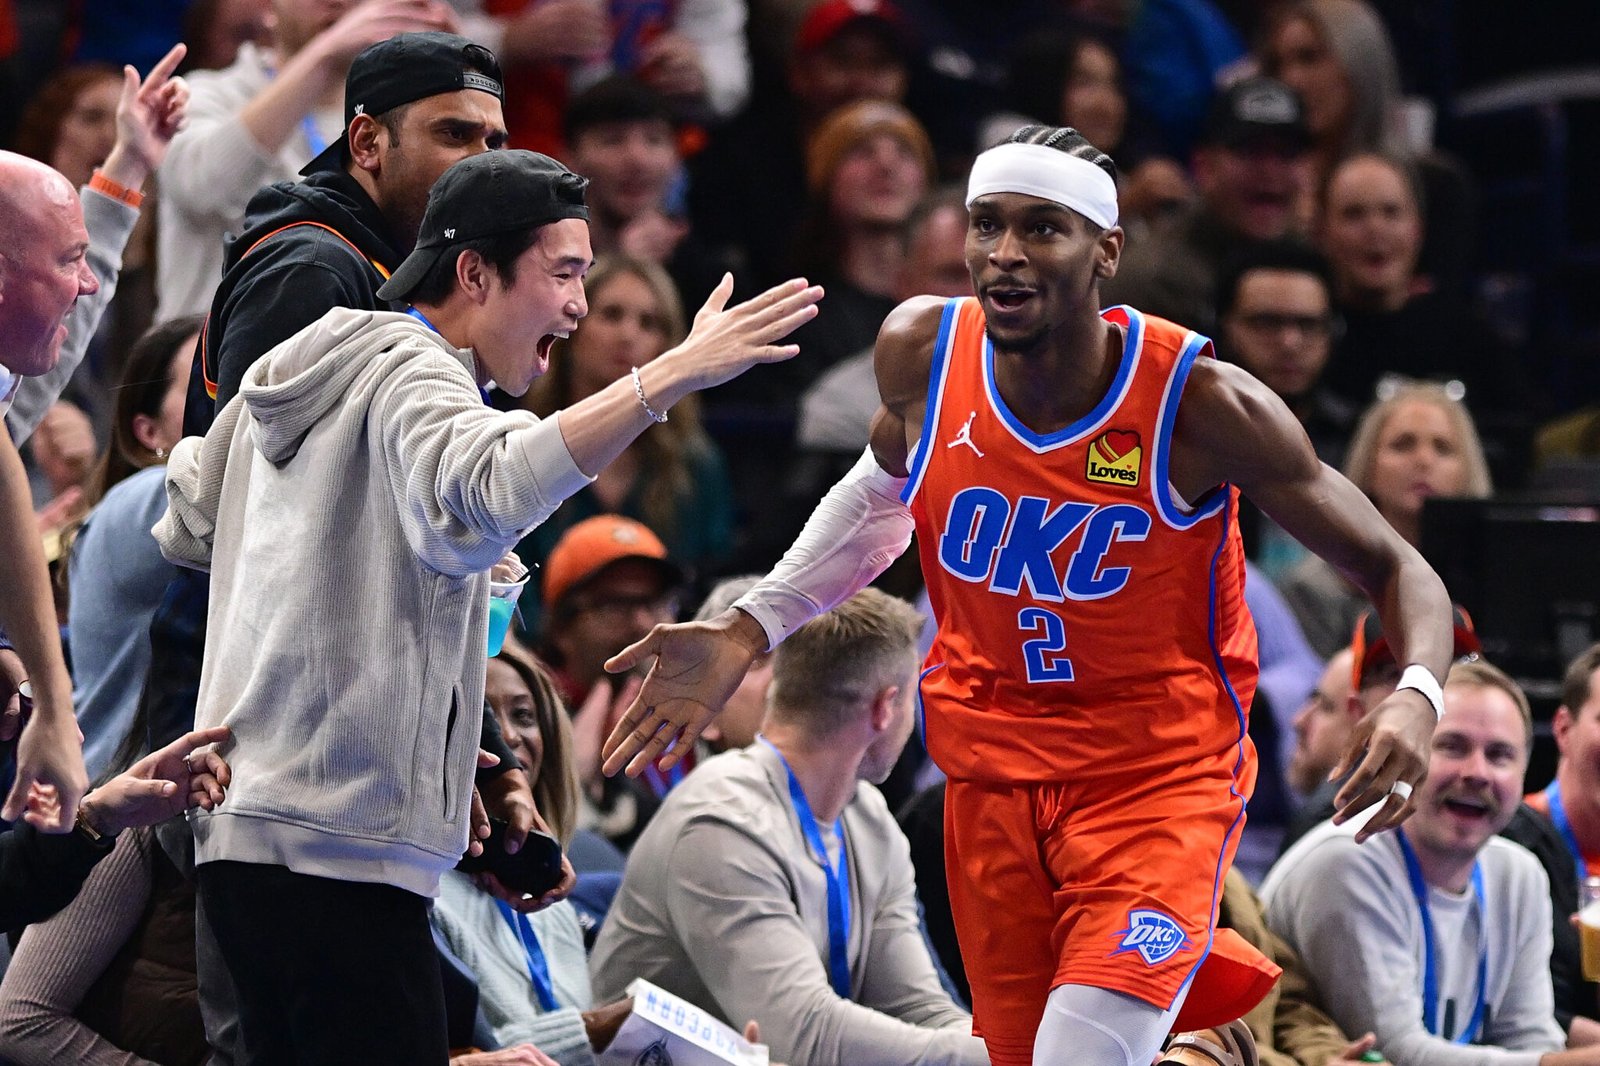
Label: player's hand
xmin=600 ymin=608 xmax=765 ymax=778
xmin=1330 ymin=687 xmax=1433 ymax=843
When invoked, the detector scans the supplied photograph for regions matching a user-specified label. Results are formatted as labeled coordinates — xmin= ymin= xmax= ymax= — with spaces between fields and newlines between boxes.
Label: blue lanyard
xmin=262 ymin=59 xmax=329 ymax=158
xmin=406 ymin=307 xmax=492 ymax=406
xmin=643 ymin=757 xmax=685 ymax=799
xmin=1396 ymin=831 xmax=1487 ymax=1043
xmin=301 ymin=113 xmax=328 ymax=157
xmin=493 ymin=899 xmax=560 ymax=1011
xmin=759 ymin=738 xmax=852 ymax=997
xmin=1544 ymin=780 xmax=1590 ymax=886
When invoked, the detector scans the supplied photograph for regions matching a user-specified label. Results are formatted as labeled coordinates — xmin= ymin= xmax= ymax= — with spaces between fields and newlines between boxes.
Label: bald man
xmin=0 ymin=44 xmax=188 ymax=832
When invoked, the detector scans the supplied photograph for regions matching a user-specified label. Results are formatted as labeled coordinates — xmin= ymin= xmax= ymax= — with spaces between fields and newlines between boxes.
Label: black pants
xmin=197 ymin=861 xmax=448 ymax=1066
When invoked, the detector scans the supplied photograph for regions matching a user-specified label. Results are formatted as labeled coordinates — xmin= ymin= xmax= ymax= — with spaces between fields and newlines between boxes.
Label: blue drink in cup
xmin=487 ymin=577 xmax=528 ymax=657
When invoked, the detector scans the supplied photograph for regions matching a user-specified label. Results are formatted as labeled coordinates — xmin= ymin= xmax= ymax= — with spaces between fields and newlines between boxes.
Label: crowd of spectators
xmin=0 ymin=0 xmax=1594 ymax=1063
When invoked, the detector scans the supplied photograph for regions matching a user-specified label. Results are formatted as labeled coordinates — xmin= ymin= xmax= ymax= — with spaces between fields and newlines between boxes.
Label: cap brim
xmin=376 ymin=243 xmax=450 ymax=302
xmin=299 ymin=131 xmax=350 ymax=177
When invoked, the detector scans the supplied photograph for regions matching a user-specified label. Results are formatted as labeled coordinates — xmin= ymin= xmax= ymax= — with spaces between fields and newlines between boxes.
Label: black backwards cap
xmin=377 ymin=150 xmax=590 ymax=302
xmin=300 ymin=31 xmax=505 ymax=176
xmin=1201 ymin=76 xmax=1311 ymax=153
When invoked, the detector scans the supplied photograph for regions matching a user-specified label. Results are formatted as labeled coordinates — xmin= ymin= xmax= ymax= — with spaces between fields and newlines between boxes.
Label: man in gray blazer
xmin=591 ymin=588 xmax=989 ymax=1066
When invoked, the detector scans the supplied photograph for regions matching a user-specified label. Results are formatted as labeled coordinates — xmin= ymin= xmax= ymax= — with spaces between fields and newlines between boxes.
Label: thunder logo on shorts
xmin=1111 ymin=910 xmax=1190 ymax=966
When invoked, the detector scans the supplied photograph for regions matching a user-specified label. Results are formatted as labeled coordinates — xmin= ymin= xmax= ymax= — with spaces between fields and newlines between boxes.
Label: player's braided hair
xmin=1005 ymin=124 xmax=1118 ymax=184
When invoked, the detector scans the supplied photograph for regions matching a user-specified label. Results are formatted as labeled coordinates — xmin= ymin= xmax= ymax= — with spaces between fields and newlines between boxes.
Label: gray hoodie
xmin=155 ymin=307 xmax=591 ymax=896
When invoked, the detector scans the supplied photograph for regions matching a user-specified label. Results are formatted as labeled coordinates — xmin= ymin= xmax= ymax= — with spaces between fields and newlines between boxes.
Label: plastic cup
xmin=1582 ymin=877 xmax=1600 ymax=982
xmin=487 ymin=577 xmax=528 ymax=657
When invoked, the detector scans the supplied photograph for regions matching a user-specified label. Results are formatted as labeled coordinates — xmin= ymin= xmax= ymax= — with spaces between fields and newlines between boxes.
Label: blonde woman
xmin=1277 ymin=380 xmax=1492 ymax=656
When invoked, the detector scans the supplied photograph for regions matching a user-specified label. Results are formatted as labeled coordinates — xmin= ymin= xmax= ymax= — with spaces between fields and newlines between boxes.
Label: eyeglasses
xmin=1234 ymin=311 xmax=1341 ymax=338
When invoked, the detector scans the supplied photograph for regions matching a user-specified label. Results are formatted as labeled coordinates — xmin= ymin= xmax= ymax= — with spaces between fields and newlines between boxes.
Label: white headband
xmin=965 ymin=142 xmax=1119 ymax=230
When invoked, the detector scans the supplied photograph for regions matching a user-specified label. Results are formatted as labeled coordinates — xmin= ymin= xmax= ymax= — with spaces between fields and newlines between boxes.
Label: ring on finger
xmin=1388 ymin=779 xmax=1413 ymax=801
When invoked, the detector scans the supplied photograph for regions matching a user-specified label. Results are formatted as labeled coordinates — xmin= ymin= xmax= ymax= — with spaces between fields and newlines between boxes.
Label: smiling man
xmin=153 ymin=148 xmax=820 ymax=1064
xmin=1263 ymin=659 xmax=1570 ymax=1064
xmin=599 ymin=123 xmax=1454 ymax=1066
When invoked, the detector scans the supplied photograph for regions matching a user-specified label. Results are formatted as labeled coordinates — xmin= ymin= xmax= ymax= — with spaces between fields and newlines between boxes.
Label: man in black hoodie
xmin=184 ymin=30 xmax=509 ymax=429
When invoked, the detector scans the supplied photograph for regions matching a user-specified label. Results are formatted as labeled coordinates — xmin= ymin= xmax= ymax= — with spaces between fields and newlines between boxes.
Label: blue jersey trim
xmin=1151 ymin=331 xmax=1227 ymax=530
xmin=1171 ymin=492 xmax=1252 ymax=1007
xmin=981 ymin=305 xmax=1144 ymax=453
xmin=914 ymin=662 xmax=942 ymax=749
xmin=901 ymin=298 xmax=962 ymax=506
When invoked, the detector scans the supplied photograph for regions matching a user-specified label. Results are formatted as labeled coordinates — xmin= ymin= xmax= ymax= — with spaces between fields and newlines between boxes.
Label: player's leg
xmin=943 ymin=778 xmax=1064 ymax=1066
xmin=1033 ymin=982 xmax=1189 ymax=1066
xmin=1038 ymin=760 xmax=1268 ymax=1041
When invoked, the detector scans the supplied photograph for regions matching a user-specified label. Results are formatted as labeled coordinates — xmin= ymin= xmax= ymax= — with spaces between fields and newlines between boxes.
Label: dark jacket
xmin=0 ymin=822 xmax=114 ymax=930
xmin=183 ymin=166 xmax=403 ymax=437
xmin=1500 ymin=803 xmax=1592 ymax=1032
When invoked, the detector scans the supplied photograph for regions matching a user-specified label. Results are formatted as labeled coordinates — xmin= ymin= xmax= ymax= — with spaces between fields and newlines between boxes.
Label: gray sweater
xmin=1260 ymin=818 xmax=1565 ymax=1066
xmin=589 ymin=743 xmax=988 ymax=1066
xmin=154 ymin=308 xmax=590 ymax=895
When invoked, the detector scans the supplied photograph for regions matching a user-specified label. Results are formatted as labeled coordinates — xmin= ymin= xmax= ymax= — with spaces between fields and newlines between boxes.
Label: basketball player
xmin=600 ymin=126 xmax=1454 ymax=1066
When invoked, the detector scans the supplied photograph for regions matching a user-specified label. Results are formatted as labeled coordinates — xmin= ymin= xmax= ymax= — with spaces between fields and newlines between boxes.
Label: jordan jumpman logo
xmin=947 ymin=411 xmax=984 ymax=457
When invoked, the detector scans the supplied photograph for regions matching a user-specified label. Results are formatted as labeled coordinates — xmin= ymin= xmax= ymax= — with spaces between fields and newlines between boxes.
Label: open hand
xmin=1331 ymin=688 xmax=1433 ymax=843
xmin=657 ymin=275 xmax=822 ymax=396
xmin=638 ymin=31 xmax=707 ymax=99
xmin=600 ymin=607 xmax=765 ymax=778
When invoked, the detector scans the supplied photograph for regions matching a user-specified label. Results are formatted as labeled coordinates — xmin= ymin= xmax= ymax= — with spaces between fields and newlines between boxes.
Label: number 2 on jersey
xmin=1018 ymin=607 xmax=1075 ymax=683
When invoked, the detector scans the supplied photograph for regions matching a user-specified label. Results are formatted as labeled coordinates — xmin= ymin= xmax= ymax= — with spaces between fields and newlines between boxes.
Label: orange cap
xmin=542 ymin=515 xmax=681 ymax=608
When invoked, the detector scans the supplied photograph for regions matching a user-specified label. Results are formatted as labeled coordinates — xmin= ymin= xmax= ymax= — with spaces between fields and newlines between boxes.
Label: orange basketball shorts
xmin=942 ymin=755 xmax=1252 ymax=1066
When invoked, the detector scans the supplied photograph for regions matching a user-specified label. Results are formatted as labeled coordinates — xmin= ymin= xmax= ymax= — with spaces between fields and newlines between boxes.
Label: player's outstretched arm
xmin=1174 ymin=359 xmax=1453 ymax=842
xmin=599 ymin=298 xmax=945 ymax=778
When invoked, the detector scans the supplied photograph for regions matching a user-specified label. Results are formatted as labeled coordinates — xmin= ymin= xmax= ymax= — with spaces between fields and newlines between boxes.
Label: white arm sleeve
xmin=732 ymin=447 xmax=914 ymax=650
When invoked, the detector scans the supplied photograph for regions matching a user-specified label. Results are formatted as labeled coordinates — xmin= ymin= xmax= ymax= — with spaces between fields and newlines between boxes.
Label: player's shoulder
xmin=874 ymin=295 xmax=953 ymax=406
xmin=1116 ymin=305 xmax=1210 ymax=354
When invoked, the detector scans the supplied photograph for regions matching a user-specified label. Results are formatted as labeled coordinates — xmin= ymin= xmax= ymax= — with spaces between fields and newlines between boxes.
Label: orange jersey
xmin=905 ymin=298 xmax=1259 ymax=784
